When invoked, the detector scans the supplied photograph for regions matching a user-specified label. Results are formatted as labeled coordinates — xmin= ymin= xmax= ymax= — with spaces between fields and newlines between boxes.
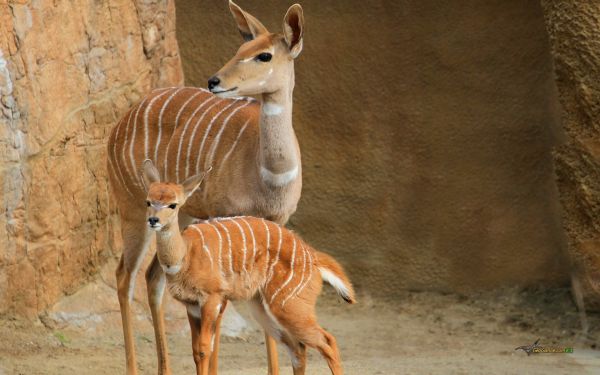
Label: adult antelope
xmin=106 ymin=2 xmax=305 ymax=374
xmin=140 ymin=159 xmax=354 ymax=375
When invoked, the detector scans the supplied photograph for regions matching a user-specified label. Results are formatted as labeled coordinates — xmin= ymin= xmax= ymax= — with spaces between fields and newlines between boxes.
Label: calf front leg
xmin=187 ymin=300 xmax=227 ymax=375
xmin=198 ymin=295 xmax=224 ymax=375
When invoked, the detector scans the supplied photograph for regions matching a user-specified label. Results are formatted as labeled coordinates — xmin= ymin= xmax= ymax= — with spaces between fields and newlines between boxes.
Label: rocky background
xmin=541 ymin=1 xmax=600 ymax=310
xmin=0 ymin=0 xmax=182 ymax=318
xmin=2 ymin=0 xmax=600 ymax=319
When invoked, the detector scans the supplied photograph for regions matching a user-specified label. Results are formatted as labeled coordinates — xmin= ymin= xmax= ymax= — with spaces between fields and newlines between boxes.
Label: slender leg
xmin=116 ymin=219 xmax=152 ymax=375
xmin=198 ymin=295 xmax=223 ymax=375
xmin=146 ymin=255 xmax=171 ymax=374
xmin=208 ymin=300 xmax=228 ymax=375
xmin=279 ymin=333 xmax=306 ymax=375
xmin=266 ymin=333 xmax=280 ymax=375
xmin=314 ymin=328 xmax=343 ymax=375
xmin=187 ymin=310 xmax=203 ymax=375
xmin=291 ymin=343 xmax=307 ymax=375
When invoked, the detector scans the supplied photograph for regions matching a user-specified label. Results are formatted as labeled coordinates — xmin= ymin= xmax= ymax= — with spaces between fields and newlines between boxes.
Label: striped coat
xmin=165 ymin=216 xmax=354 ymax=310
xmin=178 ymin=216 xmax=316 ymax=307
xmin=107 ymin=87 xmax=300 ymax=222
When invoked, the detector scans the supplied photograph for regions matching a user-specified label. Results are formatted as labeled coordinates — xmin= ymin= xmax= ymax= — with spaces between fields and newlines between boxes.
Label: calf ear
xmin=141 ymin=159 xmax=161 ymax=192
xmin=229 ymin=0 xmax=268 ymax=41
xmin=182 ymin=166 xmax=212 ymax=199
xmin=283 ymin=4 xmax=304 ymax=58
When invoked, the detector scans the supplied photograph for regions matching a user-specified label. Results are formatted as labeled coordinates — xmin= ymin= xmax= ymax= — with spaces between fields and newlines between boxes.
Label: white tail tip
xmin=319 ymin=267 xmax=352 ymax=303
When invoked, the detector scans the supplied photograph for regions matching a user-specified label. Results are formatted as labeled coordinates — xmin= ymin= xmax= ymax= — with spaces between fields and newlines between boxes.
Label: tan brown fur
xmin=142 ymin=162 xmax=354 ymax=375
xmin=107 ymin=2 xmax=306 ymax=374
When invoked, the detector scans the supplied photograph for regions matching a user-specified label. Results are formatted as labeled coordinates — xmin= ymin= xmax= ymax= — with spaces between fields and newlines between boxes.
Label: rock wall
xmin=541 ymin=1 xmax=600 ymax=310
xmin=176 ymin=0 xmax=569 ymax=296
xmin=0 ymin=0 xmax=182 ymax=318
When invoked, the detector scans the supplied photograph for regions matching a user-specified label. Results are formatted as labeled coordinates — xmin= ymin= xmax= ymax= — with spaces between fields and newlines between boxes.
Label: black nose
xmin=208 ymin=76 xmax=220 ymax=90
xmin=148 ymin=217 xmax=159 ymax=226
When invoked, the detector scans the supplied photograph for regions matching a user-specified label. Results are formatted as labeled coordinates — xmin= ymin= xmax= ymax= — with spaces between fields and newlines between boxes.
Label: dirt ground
xmin=0 ymin=288 xmax=598 ymax=375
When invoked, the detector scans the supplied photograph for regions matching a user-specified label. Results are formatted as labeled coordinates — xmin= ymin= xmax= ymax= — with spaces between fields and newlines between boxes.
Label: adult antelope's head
xmin=141 ymin=159 xmax=208 ymax=232
xmin=208 ymin=0 xmax=304 ymax=98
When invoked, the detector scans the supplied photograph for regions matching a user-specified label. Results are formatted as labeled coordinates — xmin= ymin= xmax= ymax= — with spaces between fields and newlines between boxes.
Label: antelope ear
xmin=283 ymin=4 xmax=304 ymax=58
xmin=141 ymin=159 xmax=161 ymax=192
xmin=229 ymin=0 xmax=268 ymax=41
xmin=181 ymin=166 xmax=212 ymax=199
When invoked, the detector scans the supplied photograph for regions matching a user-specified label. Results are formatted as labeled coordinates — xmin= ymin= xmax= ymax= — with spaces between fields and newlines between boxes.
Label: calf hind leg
xmin=271 ymin=301 xmax=343 ymax=375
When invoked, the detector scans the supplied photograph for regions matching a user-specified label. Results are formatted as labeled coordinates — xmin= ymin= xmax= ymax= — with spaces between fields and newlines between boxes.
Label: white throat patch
xmin=161 ymin=263 xmax=182 ymax=275
xmin=262 ymin=102 xmax=283 ymax=116
xmin=260 ymin=166 xmax=298 ymax=187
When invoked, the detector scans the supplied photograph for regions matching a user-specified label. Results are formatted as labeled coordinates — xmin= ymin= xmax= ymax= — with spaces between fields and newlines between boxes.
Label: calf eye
xmin=255 ymin=52 xmax=272 ymax=62
xmin=168 ymin=203 xmax=177 ymax=209
xmin=146 ymin=201 xmax=151 ymax=207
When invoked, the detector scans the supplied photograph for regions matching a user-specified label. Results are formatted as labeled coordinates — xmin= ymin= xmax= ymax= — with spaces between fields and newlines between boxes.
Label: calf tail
xmin=315 ymin=251 xmax=356 ymax=304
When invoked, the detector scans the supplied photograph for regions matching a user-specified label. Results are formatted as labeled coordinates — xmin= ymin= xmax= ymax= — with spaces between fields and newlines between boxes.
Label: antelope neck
xmin=258 ymin=72 xmax=299 ymax=179
xmin=155 ymin=222 xmax=187 ymax=266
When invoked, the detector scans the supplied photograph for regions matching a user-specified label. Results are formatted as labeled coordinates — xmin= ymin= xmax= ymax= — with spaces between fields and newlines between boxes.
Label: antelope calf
xmin=142 ymin=160 xmax=355 ymax=375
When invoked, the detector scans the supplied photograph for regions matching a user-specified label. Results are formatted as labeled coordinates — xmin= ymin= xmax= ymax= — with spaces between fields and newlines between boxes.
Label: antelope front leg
xmin=208 ymin=300 xmax=228 ymax=375
xmin=187 ymin=309 xmax=203 ymax=375
xmin=187 ymin=299 xmax=227 ymax=375
xmin=146 ymin=255 xmax=171 ymax=375
xmin=198 ymin=295 xmax=223 ymax=375
xmin=115 ymin=220 xmax=152 ymax=375
xmin=266 ymin=333 xmax=280 ymax=375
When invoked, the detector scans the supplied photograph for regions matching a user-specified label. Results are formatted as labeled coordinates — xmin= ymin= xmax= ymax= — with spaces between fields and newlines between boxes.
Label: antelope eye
xmin=255 ymin=52 xmax=272 ymax=62
xmin=168 ymin=203 xmax=177 ymax=209
xmin=146 ymin=201 xmax=151 ymax=207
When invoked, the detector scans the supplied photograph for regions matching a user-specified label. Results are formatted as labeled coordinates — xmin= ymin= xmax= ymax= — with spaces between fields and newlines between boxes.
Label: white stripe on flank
xmin=215 ymin=221 xmax=234 ymax=275
xmin=144 ymin=88 xmax=174 ymax=160
xmin=270 ymin=237 xmax=296 ymax=304
xmin=216 ymin=119 xmax=250 ymax=177
xmin=175 ymin=96 xmax=219 ymax=182
xmin=154 ymin=87 xmax=184 ymax=162
xmin=293 ymin=246 xmax=313 ymax=299
xmin=179 ymin=97 xmax=221 ymax=180
xmin=163 ymin=91 xmax=204 ymax=180
xmin=225 ymin=218 xmax=247 ymax=273
xmin=190 ymin=226 xmax=213 ymax=269
xmin=111 ymin=116 xmax=134 ymax=197
xmin=205 ymin=223 xmax=224 ymax=277
xmin=120 ymin=109 xmax=136 ymax=188
xmin=199 ymin=100 xmax=251 ymax=174
xmin=188 ymin=100 xmax=239 ymax=179
xmin=261 ymin=219 xmax=271 ymax=276
xmin=240 ymin=217 xmax=256 ymax=273
xmin=129 ymin=96 xmax=151 ymax=188
xmin=282 ymin=242 xmax=307 ymax=307
xmin=265 ymin=225 xmax=283 ymax=287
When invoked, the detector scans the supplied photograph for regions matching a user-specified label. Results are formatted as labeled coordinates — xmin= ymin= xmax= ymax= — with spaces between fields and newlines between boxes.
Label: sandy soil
xmin=0 ymin=288 xmax=599 ymax=375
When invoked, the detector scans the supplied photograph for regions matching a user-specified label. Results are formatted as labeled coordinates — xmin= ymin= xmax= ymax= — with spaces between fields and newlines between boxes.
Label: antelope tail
xmin=315 ymin=251 xmax=356 ymax=304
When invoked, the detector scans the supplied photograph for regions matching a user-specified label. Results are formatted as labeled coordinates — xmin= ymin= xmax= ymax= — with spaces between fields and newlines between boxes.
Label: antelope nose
xmin=208 ymin=76 xmax=220 ymax=91
xmin=148 ymin=217 xmax=159 ymax=226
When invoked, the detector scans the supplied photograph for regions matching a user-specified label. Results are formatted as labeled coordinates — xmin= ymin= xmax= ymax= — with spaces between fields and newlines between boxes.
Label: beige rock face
xmin=176 ymin=0 xmax=569 ymax=296
xmin=541 ymin=1 xmax=600 ymax=310
xmin=0 ymin=0 xmax=182 ymax=318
